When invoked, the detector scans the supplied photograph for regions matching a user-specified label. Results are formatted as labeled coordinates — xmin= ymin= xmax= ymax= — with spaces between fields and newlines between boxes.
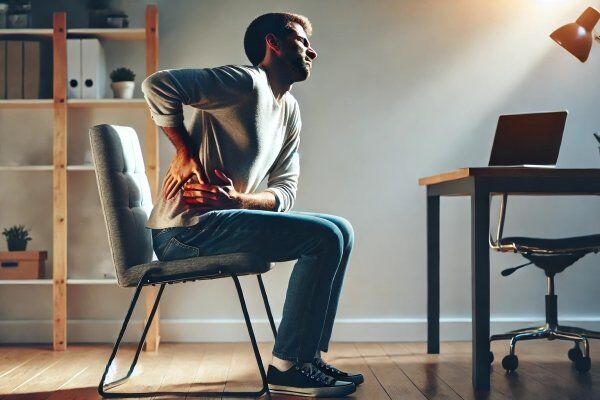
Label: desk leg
xmin=427 ymin=195 xmax=440 ymax=354
xmin=471 ymin=189 xmax=490 ymax=390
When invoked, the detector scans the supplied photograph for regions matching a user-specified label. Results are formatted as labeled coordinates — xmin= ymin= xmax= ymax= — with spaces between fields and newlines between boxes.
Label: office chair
xmin=89 ymin=124 xmax=278 ymax=398
xmin=488 ymin=194 xmax=600 ymax=373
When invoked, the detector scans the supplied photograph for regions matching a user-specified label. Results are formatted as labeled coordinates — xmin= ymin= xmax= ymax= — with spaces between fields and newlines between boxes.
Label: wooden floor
xmin=1 ymin=340 xmax=600 ymax=399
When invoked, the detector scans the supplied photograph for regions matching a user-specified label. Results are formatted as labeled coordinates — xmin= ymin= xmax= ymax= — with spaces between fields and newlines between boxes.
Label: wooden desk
xmin=419 ymin=167 xmax=600 ymax=390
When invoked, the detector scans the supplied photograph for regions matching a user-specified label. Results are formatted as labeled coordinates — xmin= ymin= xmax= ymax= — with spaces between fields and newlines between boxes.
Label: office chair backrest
xmin=89 ymin=124 xmax=154 ymax=286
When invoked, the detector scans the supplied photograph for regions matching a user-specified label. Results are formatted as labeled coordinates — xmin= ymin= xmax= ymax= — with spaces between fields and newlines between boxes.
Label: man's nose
xmin=307 ymin=47 xmax=317 ymax=60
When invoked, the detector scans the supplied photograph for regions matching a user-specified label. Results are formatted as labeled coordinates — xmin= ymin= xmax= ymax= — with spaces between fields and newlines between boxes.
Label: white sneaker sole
xmin=268 ymin=383 xmax=356 ymax=397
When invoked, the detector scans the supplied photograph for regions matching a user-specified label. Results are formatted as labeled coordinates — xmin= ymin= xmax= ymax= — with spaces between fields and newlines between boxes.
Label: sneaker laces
xmin=314 ymin=357 xmax=346 ymax=376
xmin=295 ymin=362 xmax=335 ymax=384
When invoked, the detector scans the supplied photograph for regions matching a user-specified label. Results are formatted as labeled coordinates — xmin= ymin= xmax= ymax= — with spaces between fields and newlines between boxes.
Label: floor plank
xmin=379 ymin=342 xmax=464 ymax=400
xmin=185 ymin=342 xmax=234 ymax=399
xmin=355 ymin=342 xmax=426 ymax=400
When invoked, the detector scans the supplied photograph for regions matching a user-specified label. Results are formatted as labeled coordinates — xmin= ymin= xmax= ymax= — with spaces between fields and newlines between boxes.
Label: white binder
xmin=67 ymin=39 xmax=81 ymax=99
xmin=81 ymin=39 xmax=106 ymax=99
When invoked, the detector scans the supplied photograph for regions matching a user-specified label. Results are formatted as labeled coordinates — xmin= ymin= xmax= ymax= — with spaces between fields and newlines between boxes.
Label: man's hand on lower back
xmin=161 ymin=151 xmax=206 ymax=200
xmin=182 ymin=169 xmax=242 ymax=210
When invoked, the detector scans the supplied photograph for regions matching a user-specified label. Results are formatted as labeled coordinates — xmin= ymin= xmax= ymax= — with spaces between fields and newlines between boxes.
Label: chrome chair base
xmin=489 ymin=276 xmax=600 ymax=374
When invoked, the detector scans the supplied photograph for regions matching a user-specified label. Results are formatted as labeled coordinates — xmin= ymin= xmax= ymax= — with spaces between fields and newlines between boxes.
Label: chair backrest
xmin=89 ymin=124 xmax=154 ymax=284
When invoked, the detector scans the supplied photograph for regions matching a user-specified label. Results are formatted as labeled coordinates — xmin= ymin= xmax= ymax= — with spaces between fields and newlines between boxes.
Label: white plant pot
xmin=111 ymin=81 xmax=135 ymax=99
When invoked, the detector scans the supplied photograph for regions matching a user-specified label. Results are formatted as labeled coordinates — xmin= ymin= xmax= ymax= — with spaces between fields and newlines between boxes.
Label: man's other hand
xmin=182 ymin=169 xmax=241 ymax=209
xmin=162 ymin=152 xmax=206 ymax=200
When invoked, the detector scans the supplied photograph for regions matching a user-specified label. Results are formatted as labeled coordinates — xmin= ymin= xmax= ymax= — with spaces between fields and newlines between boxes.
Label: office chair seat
xmin=120 ymin=253 xmax=273 ymax=287
xmin=500 ymin=234 xmax=600 ymax=253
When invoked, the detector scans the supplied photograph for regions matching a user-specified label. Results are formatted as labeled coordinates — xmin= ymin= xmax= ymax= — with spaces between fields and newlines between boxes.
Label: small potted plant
xmin=2 ymin=225 xmax=32 ymax=251
xmin=110 ymin=67 xmax=136 ymax=99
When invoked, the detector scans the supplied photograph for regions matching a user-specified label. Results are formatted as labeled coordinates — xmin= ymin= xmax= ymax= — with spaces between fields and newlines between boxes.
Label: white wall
xmin=2 ymin=0 xmax=600 ymax=343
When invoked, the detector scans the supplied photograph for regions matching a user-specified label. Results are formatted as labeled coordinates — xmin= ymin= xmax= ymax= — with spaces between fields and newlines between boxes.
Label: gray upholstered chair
xmin=89 ymin=124 xmax=278 ymax=398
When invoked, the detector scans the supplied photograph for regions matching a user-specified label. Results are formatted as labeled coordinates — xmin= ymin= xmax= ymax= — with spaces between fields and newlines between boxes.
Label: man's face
xmin=279 ymin=23 xmax=318 ymax=82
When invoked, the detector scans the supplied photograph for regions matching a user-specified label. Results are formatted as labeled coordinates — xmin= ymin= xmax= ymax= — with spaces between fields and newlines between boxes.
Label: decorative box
xmin=0 ymin=251 xmax=47 ymax=279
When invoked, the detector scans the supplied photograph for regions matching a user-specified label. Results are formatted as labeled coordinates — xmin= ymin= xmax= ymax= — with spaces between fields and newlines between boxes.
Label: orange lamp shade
xmin=550 ymin=7 xmax=600 ymax=62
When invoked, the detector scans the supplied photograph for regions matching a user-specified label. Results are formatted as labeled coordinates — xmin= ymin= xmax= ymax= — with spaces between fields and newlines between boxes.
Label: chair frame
xmin=487 ymin=193 xmax=600 ymax=369
xmin=98 ymin=270 xmax=278 ymax=398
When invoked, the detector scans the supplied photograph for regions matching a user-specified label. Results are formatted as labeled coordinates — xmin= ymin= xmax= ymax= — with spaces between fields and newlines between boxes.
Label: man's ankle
xmin=271 ymin=356 xmax=294 ymax=371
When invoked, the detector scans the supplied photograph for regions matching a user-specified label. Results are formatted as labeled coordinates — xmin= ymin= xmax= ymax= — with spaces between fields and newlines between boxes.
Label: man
xmin=142 ymin=12 xmax=362 ymax=397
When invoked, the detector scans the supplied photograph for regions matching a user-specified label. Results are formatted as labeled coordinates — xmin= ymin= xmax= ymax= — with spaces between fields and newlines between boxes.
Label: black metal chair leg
xmin=184 ymin=275 xmax=269 ymax=398
xmin=226 ymin=274 xmax=269 ymax=397
xmin=98 ymin=274 xmax=165 ymax=398
xmin=257 ymin=274 xmax=278 ymax=339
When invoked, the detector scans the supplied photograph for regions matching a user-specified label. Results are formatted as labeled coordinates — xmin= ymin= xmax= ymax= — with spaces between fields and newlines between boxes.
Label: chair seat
xmin=500 ymin=234 xmax=600 ymax=254
xmin=119 ymin=253 xmax=274 ymax=287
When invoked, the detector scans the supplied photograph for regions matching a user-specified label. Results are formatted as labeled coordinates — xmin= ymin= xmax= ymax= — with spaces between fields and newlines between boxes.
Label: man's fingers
xmin=183 ymin=183 xmax=219 ymax=192
xmin=162 ymin=176 xmax=175 ymax=197
xmin=165 ymin=178 xmax=182 ymax=199
xmin=182 ymin=190 xmax=219 ymax=201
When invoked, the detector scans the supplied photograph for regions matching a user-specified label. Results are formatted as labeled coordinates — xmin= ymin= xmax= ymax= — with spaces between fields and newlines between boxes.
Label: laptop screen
xmin=488 ymin=111 xmax=568 ymax=166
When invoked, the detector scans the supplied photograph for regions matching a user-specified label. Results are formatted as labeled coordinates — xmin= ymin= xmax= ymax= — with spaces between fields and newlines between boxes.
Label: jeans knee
xmin=317 ymin=222 xmax=344 ymax=263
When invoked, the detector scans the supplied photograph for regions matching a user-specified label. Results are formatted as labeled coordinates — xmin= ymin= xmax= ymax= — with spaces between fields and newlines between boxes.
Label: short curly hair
xmin=244 ymin=12 xmax=312 ymax=66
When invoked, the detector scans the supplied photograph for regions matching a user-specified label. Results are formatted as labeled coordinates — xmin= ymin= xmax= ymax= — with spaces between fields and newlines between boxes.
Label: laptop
xmin=488 ymin=111 xmax=568 ymax=168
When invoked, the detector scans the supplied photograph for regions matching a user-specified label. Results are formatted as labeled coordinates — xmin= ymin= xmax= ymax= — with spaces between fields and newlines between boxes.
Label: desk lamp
xmin=550 ymin=7 xmax=600 ymax=62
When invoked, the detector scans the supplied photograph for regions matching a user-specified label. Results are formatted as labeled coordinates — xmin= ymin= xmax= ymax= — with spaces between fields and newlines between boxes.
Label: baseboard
xmin=3 ymin=317 xmax=600 ymax=344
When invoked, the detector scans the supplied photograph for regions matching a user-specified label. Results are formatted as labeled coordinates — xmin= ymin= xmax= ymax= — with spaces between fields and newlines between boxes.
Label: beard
xmin=287 ymin=53 xmax=311 ymax=82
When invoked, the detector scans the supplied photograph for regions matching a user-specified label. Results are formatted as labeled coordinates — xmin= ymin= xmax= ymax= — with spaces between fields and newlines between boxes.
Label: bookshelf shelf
xmin=0 ymin=29 xmax=53 ymax=38
xmin=67 ymin=279 xmax=118 ymax=285
xmin=66 ymin=165 xmax=94 ymax=171
xmin=67 ymin=98 xmax=147 ymax=108
xmin=0 ymin=165 xmax=53 ymax=171
xmin=0 ymin=28 xmax=146 ymax=41
xmin=0 ymin=279 xmax=53 ymax=285
xmin=0 ymin=99 xmax=53 ymax=108
xmin=67 ymin=28 xmax=146 ymax=41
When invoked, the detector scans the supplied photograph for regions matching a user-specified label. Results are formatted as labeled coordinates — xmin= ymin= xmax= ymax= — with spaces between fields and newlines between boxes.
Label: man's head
xmin=244 ymin=12 xmax=317 ymax=82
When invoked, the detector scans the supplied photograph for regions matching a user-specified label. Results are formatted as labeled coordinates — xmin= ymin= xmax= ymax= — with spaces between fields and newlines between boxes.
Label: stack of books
xmin=0 ymin=40 xmax=52 ymax=99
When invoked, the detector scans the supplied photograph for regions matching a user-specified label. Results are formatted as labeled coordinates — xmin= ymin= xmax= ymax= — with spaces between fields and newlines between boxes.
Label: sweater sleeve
xmin=141 ymin=66 xmax=255 ymax=127
xmin=265 ymin=104 xmax=301 ymax=212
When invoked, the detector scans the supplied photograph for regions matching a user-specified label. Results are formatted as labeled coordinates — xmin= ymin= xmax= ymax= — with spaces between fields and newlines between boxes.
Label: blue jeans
xmin=151 ymin=209 xmax=354 ymax=363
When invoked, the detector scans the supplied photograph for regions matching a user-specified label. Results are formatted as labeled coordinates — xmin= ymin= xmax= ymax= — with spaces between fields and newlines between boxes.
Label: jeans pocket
xmin=162 ymin=237 xmax=200 ymax=261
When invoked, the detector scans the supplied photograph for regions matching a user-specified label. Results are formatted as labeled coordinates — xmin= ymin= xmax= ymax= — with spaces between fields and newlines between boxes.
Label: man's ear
xmin=265 ymin=33 xmax=281 ymax=54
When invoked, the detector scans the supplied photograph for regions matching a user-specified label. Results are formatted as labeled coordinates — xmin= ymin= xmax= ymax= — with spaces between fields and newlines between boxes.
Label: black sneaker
xmin=267 ymin=362 xmax=356 ymax=397
xmin=313 ymin=357 xmax=364 ymax=385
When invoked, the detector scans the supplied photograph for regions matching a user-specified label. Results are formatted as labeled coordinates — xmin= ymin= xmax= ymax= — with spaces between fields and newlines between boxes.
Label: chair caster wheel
xmin=575 ymin=356 xmax=591 ymax=373
xmin=502 ymin=354 xmax=518 ymax=372
xmin=568 ymin=347 xmax=583 ymax=362
xmin=489 ymin=351 xmax=494 ymax=364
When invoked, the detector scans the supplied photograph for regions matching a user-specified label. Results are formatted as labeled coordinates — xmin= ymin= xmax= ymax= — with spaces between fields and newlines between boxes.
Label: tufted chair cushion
xmin=89 ymin=125 xmax=155 ymax=285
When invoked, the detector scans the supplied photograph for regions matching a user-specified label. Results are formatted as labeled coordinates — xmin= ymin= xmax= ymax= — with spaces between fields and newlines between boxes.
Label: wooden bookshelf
xmin=0 ymin=6 xmax=159 ymax=351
